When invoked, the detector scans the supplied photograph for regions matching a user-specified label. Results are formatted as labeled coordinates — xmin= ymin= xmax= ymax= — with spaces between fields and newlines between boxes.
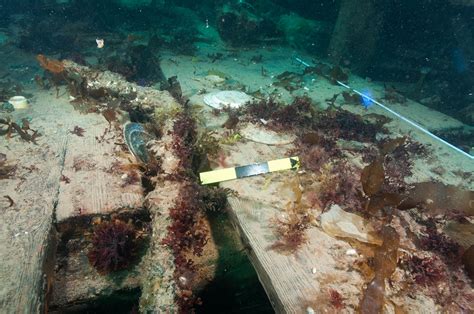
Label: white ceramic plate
xmin=203 ymin=90 xmax=253 ymax=109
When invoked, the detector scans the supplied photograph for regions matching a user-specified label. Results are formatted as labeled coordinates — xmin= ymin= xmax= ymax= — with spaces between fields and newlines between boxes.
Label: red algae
xmin=329 ymin=289 xmax=345 ymax=310
xmin=161 ymin=181 xmax=209 ymax=312
xmin=87 ymin=220 xmax=138 ymax=274
xmin=269 ymin=179 xmax=313 ymax=254
xmin=171 ymin=113 xmax=197 ymax=169
xmin=400 ymin=255 xmax=445 ymax=286
xmin=419 ymin=225 xmax=463 ymax=265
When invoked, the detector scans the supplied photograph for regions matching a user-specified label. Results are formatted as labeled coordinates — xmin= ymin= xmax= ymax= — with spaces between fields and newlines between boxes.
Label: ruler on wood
xmin=200 ymin=157 xmax=300 ymax=185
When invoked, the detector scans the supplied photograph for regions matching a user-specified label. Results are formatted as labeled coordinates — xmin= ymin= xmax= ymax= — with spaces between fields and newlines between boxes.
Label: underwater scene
xmin=0 ymin=0 xmax=473 ymax=313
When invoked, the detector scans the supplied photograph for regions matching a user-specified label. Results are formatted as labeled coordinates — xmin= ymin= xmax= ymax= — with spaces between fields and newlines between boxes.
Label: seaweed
xmin=325 ymin=93 xmax=339 ymax=107
xmin=364 ymin=113 xmax=393 ymax=128
xmin=95 ymin=126 xmax=114 ymax=144
xmin=102 ymin=108 xmax=117 ymax=126
xmin=69 ymin=126 xmax=85 ymax=137
xmin=87 ymin=220 xmax=139 ymax=274
xmin=222 ymin=111 xmax=239 ymax=129
xmin=300 ymin=131 xmax=323 ymax=146
xmin=341 ymin=91 xmax=362 ymax=105
xmin=297 ymin=130 xmax=338 ymax=156
xmin=243 ymin=96 xmax=317 ymax=131
xmin=166 ymin=76 xmax=183 ymax=103
xmin=379 ymin=137 xmax=406 ymax=156
xmin=269 ymin=179 xmax=313 ymax=254
xmin=195 ymin=131 xmax=220 ymax=160
xmin=312 ymin=107 xmax=387 ymax=143
xmin=366 ymin=137 xmax=427 ymax=198
xmin=304 ymin=63 xmax=349 ymax=85
xmin=272 ymin=71 xmax=304 ymax=91
xmin=69 ymin=97 xmax=99 ymax=114
xmin=121 ymin=171 xmax=141 ymax=187
xmin=72 ymin=157 xmax=96 ymax=171
xmin=303 ymin=63 xmax=330 ymax=76
xmin=218 ymin=131 xmax=242 ymax=146
xmin=192 ymin=131 xmax=220 ymax=172
xmin=318 ymin=161 xmax=364 ymax=212
xmin=328 ymin=65 xmax=349 ymax=84
xmin=199 ymin=186 xmax=235 ymax=212
xmin=37 ymin=54 xmax=67 ymax=96
xmin=359 ymin=226 xmax=399 ymax=313
xmin=60 ymin=175 xmax=71 ymax=184
xmin=0 ymin=153 xmax=16 ymax=180
xmin=360 ymin=138 xmax=419 ymax=214
xmin=360 ymin=158 xmax=385 ymax=197
xmin=300 ymin=146 xmax=329 ymax=174
xmin=419 ymin=225 xmax=463 ymax=265
xmin=432 ymin=128 xmax=473 ymax=153
xmin=163 ymin=185 xmax=207 ymax=255
xmin=269 ymin=206 xmax=312 ymax=254
xmin=402 ymin=182 xmax=472 ymax=216
xmin=328 ymin=289 xmax=344 ymax=310
xmin=399 ymin=254 xmax=445 ymax=286
xmin=171 ymin=113 xmax=197 ymax=170
xmin=0 ymin=118 xmax=41 ymax=144
xmin=161 ymin=182 xmax=209 ymax=311
xmin=3 ymin=195 xmax=15 ymax=207
xmin=271 ymin=96 xmax=316 ymax=129
xmin=243 ymin=97 xmax=282 ymax=122
xmin=36 ymin=54 xmax=65 ymax=74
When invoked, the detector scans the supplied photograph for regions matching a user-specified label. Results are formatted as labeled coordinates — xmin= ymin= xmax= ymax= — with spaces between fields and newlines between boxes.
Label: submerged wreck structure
xmin=0 ymin=0 xmax=473 ymax=313
xmin=0 ymin=53 xmax=472 ymax=313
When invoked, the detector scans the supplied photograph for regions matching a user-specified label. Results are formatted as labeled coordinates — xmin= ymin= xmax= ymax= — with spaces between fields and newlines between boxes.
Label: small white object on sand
xmin=346 ymin=248 xmax=358 ymax=256
xmin=203 ymin=90 xmax=252 ymax=109
xmin=8 ymin=96 xmax=29 ymax=109
xmin=96 ymin=38 xmax=104 ymax=49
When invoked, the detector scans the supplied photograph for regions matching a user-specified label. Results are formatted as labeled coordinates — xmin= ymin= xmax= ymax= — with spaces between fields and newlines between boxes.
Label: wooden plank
xmin=0 ymin=90 xmax=69 ymax=312
xmin=219 ymin=142 xmax=363 ymax=313
xmin=59 ymin=62 xmax=191 ymax=311
xmin=55 ymin=110 xmax=143 ymax=222
xmin=0 ymin=82 xmax=145 ymax=311
xmin=217 ymin=132 xmax=473 ymax=312
xmin=50 ymin=229 xmax=142 ymax=309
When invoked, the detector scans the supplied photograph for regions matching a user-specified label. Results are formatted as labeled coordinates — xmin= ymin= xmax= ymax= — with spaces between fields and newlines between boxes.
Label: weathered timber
xmin=327 ymin=0 xmax=384 ymax=72
xmin=0 ymin=90 xmax=71 ymax=312
xmin=59 ymin=61 xmax=195 ymax=312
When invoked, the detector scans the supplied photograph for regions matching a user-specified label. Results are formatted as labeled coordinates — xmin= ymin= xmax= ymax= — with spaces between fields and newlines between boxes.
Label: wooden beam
xmin=219 ymin=142 xmax=364 ymax=313
xmin=327 ymin=0 xmax=383 ymax=72
xmin=59 ymin=61 xmax=191 ymax=312
xmin=0 ymin=91 xmax=70 ymax=312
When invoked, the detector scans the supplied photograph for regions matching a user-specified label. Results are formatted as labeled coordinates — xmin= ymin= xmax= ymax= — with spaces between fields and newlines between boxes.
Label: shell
xmin=123 ymin=122 xmax=152 ymax=163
